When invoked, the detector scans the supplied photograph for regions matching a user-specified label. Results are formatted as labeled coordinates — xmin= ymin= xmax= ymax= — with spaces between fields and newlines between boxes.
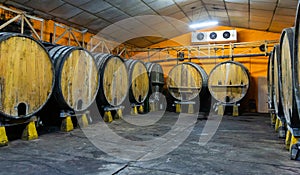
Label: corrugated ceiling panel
xmin=24 ymin=0 xmax=64 ymax=12
xmin=80 ymin=0 xmax=111 ymax=14
xmin=63 ymin=0 xmax=91 ymax=6
xmin=156 ymin=5 xmax=181 ymax=16
xmin=49 ymin=3 xmax=82 ymax=19
xmin=146 ymin=0 xmax=174 ymax=10
xmin=68 ymin=12 xmax=98 ymax=26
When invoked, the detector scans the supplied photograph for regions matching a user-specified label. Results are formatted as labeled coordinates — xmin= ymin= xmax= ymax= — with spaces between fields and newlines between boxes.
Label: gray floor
xmin=0 ymin=111 xmax=300 ymax=175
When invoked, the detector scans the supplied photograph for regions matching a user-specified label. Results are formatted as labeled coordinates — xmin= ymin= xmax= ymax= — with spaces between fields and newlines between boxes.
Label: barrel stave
xmin=47 ymin=46 xmax=99 ymax=112
xmin=208 ymin=61 xmax=250 ymax=104
xmin=125 ymin=60 xmax=150 ymax=104
xmin=0 ymin=33 xmax=54 ymax=119
xmin=167 ymin=62 xmax=207 ymax=102
xmin=279 ymin=28 xmax=295 ymax=126
xmin=94 ymin=53 xmax=128 ymax=107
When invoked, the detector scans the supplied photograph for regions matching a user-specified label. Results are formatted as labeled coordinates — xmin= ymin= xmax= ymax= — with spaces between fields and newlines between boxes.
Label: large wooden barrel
xmin=272 ymin=45 xmax=284 ymax=119
xmin=279 ymin=27 xmax=296 ymax=126
xmin=208 ymin=61 xmax=250 ymax=104
xmin=292 ymin=2 xmax=300 ymax=127
xmin=125 ymin=59 xmax=150 ymax=104
xmin=145 ymin=62 xmax=164 ymax=99
xmin=0 ymin=33 xmax=54 ymax=119
xmin=47 ymin=46 xmax=99 ymax=112
xmin=267 ymin=50 xmax=274 ymax=110
xmin=167 ymin=62 xmax=208 ymax=101
xmin=93 ymin=53 xmax=128 ymax=107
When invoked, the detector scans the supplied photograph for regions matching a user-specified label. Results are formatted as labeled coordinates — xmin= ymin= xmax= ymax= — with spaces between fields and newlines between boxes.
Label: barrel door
xmin=273 ymin=45 xmax=284 ymax=117
xmin=167 ymin=62 xmax=207 ymax=101
xmin=125 ymin=60 xmax=149 ymax=104
xmin=280 ymin=28 xmax=295 ymax=126
xmin=48 ymin=46 xmax=99 ymax=112
xmin=0 ymin=33 xmax=54 ymax=119
xmin=293 ymin=2 xmax=300 ymax=125
xmin=94 ymin=53 xmax=128 ymax=107
xmin=145 ymin=62 xmax=164 ymax=99
xmin=267 ymin=51 xmax=274 ymax=110
xmin=208 ymin=61 xmax=250 ymax=104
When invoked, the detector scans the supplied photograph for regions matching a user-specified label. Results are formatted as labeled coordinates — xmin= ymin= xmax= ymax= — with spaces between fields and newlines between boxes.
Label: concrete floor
xmin=1 ymin=111 xmax=300 ymax=175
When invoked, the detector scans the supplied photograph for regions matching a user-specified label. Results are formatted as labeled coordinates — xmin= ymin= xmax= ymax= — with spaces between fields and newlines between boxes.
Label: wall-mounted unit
xmin=191 ymin=30 xmax=237 ymax=43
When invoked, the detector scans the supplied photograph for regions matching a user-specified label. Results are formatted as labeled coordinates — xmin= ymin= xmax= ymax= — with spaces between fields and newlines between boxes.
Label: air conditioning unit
xmin=191 ymin=30 xmax=237 ymax=43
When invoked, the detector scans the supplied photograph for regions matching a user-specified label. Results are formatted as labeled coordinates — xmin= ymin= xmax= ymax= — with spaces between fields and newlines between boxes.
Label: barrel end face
xmin=22 ymin=121 xmax=38 ymax=141
xmin=61 ymin=116 xmax=74 ymax=132
xmin=0 ymin=126 xmax=8 ymax=146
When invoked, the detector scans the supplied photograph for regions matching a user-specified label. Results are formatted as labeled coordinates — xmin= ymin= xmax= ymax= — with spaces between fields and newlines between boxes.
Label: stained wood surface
xmin=131 ymin=61 xmax=149 ymax=103
xmin=208 ymin=61 xmax=249 ymax=103
xmin=273 ymin=45 xmax=281 ymax=114
xmin=0 ymin=34 xmax=53 ymax=118
xmin=60 ymin=49 xmax=98 ymax=111
xmin=280 ymin=28 xmax=294 ymax=124
xmin=145 ymin=62 xmax=164 ymax=100
xmin=267 ymin=51 xmax=274 ymax=109
xmin=167 ymin=63 xmax=203 ymax=101
xmin=102 ymin=56 xmax=128 ymax=106
xmin=126 ymin=60 xmax=149 ymax=103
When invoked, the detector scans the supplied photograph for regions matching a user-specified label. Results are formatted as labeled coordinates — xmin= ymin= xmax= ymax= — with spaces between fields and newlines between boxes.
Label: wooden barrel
xmin=293 ymin=2 xmax=300 ymax=127
xmin=267 ymin=50 xmax=274 ymax=110
xmin=145 ymin=62 xmax=164 ymax=99
xmin=47 ymin=46 xmax=99 ymax=112
xmin=93 ymin=53 xmax=128 ymax=107
xmin=0 ymin=33 xmax=54 ymax=119
xmin=208 ymin=61 xmax=250 ymax=104
xmin=125 ymin=59 xmax=150 ymax=104
xmin=272 ymin=45 xmax=284 ymax=118
xmin=279 ymin=27 xmax=296 ymax=126
xmin=167 ymin=62 xmax=208 ymax=101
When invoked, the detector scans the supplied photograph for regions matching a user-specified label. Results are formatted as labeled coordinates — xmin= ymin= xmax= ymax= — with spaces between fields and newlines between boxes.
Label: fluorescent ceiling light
xmin=189 ymin=21 xmax=219 ymax=29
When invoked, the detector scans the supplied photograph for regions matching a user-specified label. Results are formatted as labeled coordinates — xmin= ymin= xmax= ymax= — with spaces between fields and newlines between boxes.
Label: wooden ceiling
xmin=0 ymin=0 xmax=297 ymax=47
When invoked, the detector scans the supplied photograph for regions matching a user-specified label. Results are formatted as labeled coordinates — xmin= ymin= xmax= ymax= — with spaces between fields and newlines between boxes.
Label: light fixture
xmin=189 ymin=21 xmax=218 ymax=29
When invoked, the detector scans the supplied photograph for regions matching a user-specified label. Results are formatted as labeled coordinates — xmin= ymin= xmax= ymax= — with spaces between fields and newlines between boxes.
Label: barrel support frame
xmin=0 ymin=122 xmax=8 ymax=146
xmin=59 ymin=111 xmax=74 ymax=132
xmin=215 ymin=102 xmax=240 ymax=116
xmin=21 ymin=116 xmax=38 ymax=141
xmin=274 ymin=114 xmax=286 ymax=138
xmin=149 ymin=99 xmax=163 ymax=112
xmin=103 ymin=106 xmax=125 ymax=122
xmin=174 ymin=101 xmax=196 ymax=114
xmin=285 ymin=125 xmax=300 ymax=160
xmin=130 ymin=104 xmax=144 ymax=115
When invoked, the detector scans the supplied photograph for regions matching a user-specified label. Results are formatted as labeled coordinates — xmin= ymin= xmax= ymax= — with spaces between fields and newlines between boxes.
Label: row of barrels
xmin=267 ymin=2 xmax=300 ymax=160
xmin=0 ymin=32 xmax=164 ymax=124
xmin=166 ymin=61 xmax=250 ymax=112
xmin=0 ymin=32 xmax=251 ymax=126
xmin=268 ymin=26 xmax=300 ymax=128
